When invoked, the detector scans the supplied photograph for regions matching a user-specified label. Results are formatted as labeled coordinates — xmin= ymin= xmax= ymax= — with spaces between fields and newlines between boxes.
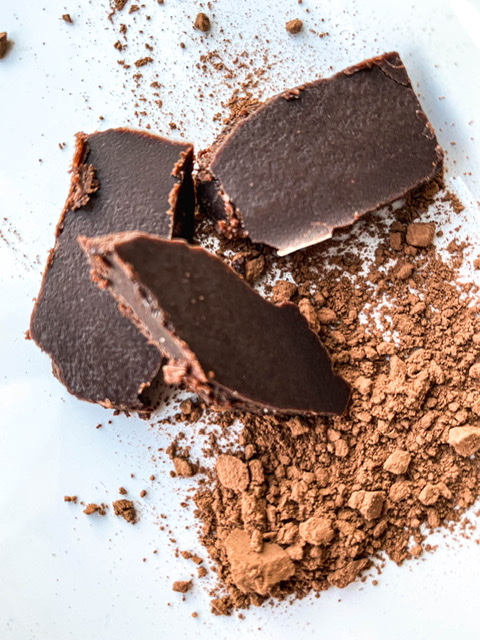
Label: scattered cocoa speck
xmin=172 ymin=580 xmax=192 ymax=593
xmin=194 ymin=12 xmax=211 ymax=32
xmin=173 ymin=457 xmax=196 ymax=477
xmin=140 ymin=489 xmax=147 ymax=498
xmin=179 ymin=399 xmax=194 ymax=415
xmin=62 ymin=14 xmax=73 ymax=23
xmin=197 ymin=566 xmax=208 ymax=578
xmin=118 ymin=487 xmax=128 ymax=495
xmin=64 ymin=495 xmax=77 ymax=503
xmin=83 ymin=503 xmax=107 ymax=516
xmin=149 ymin=475 xmax=155 ymax=481
xmin=191 ymin=612 xmax=198 ymax=618
xmin=112 ymin=499 xmax=137 ymax=524
xmin=180 ymin=42 xmax=186 ymax=49
xmin=286 ymin=18 xmax=303 ymax=34
xmin=134 ymin=57 xmax=153 ymax=68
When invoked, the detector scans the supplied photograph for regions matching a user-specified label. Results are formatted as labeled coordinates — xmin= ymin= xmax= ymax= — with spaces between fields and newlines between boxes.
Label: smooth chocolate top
xmin=30 ymin=128 xmax=194 ymax=411
xmin=81 ymin=233 xmax=350 ymax=416
xmin=203 ymin=52 xmax=443 ymax=255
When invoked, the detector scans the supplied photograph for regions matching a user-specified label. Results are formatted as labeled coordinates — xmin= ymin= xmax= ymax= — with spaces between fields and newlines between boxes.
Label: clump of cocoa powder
xmin=189 ymin=175 xmax=480 ymax=614
xmin=112 ymin=498 xmax=138 ymax=523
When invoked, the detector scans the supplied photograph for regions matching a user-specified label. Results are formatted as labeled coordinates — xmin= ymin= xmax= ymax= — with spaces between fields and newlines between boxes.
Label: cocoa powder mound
xmin=190 ymin=176 xmax=480 ymax=614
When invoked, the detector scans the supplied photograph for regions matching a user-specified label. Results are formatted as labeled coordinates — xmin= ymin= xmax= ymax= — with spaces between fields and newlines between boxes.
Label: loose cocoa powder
xmin=187 ymin=176 xmax=480 ymax=614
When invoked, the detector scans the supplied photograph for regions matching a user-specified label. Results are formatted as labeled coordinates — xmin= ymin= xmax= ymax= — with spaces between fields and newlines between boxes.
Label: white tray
xmin=1 ymin=1 xmax=480 ymax=638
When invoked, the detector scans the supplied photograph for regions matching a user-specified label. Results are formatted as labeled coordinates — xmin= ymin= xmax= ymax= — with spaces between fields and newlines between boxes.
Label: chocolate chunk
xmin=30 ymin=129 xmax=194 ymax=412
xmin=80 ymin=232 xmax=350 ymax=416
xmin=197 ymin=52 xmax=443 ymax=255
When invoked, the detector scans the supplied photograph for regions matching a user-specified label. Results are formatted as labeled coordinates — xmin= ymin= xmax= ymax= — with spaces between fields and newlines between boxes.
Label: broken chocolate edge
xmin=79 ymin=232 xmax=351 ymax=417
xmin=197 ymin=51 xmax=444 ymax=255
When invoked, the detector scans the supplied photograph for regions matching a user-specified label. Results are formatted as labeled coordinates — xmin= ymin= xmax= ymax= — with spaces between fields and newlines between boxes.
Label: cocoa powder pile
xmin=182 ymin=175 xmax=480 ymax=614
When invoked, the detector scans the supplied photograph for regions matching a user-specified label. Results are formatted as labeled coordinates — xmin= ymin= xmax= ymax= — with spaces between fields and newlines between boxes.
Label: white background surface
xmin=1 ymin=1 xmax=480 ymax=639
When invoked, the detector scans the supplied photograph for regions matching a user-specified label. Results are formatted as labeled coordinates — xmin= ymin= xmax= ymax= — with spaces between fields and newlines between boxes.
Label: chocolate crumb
xmin=285 ymin=19 xmax=303 ymax=34
xmin=134 ymin=57 xmax=153 ymax=68
xmin=172 ymin=580 xmax=192 ymax=593
xmin=194 ymin=12 xmax=211 ymax=32
xmin=112 ymin=499 xmax=137 ymax=523
xmin=83 ymin=503 xmax=107 ymax=516
xmin=64 ymin=495 xmax=77 ymax=503
xmin=62 ymin=14 xmax=73 ymax=23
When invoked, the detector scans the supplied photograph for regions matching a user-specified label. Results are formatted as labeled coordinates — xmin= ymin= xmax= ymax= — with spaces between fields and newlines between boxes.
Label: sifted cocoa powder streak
xmin=188 ymin=175 xmax=480 ymax=614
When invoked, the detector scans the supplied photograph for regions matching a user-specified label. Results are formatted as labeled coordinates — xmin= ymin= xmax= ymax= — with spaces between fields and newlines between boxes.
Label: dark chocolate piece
xmin=197 ymin=52 xmax=443 ymax=256
xmin=80 ymin=232 xmax=350 ymax=416
xmin=30 ymin=129 xmax=194 ymax=411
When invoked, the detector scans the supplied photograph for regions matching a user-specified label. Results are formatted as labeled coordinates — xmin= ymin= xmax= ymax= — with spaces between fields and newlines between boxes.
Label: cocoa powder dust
xmin=182 ymin=174 xmax=480 ymax=614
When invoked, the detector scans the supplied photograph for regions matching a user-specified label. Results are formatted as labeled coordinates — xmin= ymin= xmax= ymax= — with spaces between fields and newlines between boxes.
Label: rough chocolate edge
xmin=196 ymin=52 xmax=444 ymax=254
xmin=79 ymin=232 xmax=351 ymax=417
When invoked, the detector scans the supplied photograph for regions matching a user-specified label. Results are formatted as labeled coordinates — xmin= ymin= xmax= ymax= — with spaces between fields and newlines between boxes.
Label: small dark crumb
xmin=114 ymin=40 xmax=123 ymax=51
xmin=192 ymin=612 xmax=198 ymax=618
xmin=197 ymin=566 xmax=208 ymax=578
xmin=286 ymin=18 xmax=303 ymax=34
xmin=62 ymin=14 xmax=73 ymax=23
xmin=95 ymin=423 xmax=102 ymax=429
xmin=64 ymin=495 xmax=77 ymax=503
xmin=140 ymin=489 xmax=147 ymax=498
xmin=118 ymin=487 xmax=128 ymax=495
xmin=172 ymin=580 xmax=192 ymax=593
xmin=134 ymin=56 xmax=153 ymax=67
xmin=194 ymin=12 xmax=211 ymax=32
xmin=112 ymin=499 xmax=137 ymax=523
xmin=169 ymin=122 xmax=178 ymax=130
xmin=180 ymin=42 xmax=186 ymax=49
xmin=0 ymin=32 xmax=9 ymax=59
xmin=149 ymin=475 xmax=156 ymax=481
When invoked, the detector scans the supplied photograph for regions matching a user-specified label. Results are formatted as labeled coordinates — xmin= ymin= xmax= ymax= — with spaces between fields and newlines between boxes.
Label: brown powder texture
xmin=189 ymin=176 xmax=480 ymax=614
